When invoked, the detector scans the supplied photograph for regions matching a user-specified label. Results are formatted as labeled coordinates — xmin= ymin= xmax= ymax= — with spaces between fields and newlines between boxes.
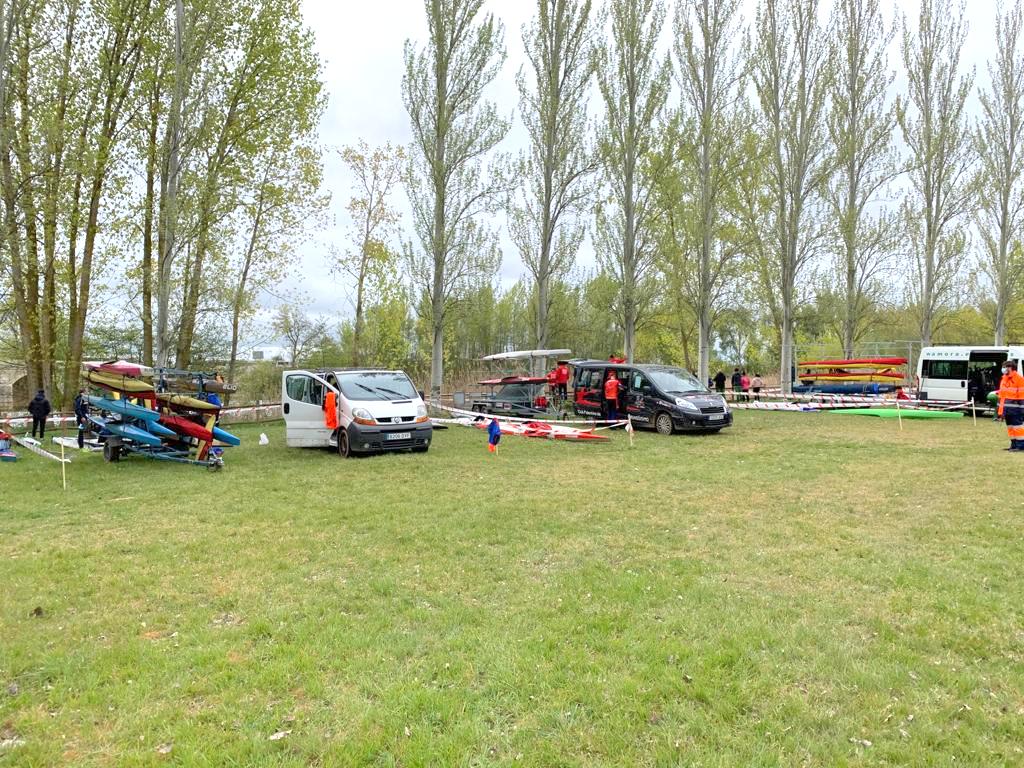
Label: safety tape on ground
xmin=433 ymin=415 xmax=630 ymax=433
xmin=429 ymin=400 xmax=626 ymax=425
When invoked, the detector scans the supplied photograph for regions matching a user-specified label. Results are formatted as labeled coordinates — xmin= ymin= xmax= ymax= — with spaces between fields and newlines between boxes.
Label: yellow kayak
xmin=156 ymin=392 xmax=219 ymax=411
xmin=85 ymin=370 xmax=156 ymax=394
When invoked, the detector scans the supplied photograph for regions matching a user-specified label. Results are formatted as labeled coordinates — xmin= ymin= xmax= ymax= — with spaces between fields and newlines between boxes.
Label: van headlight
xmin=674 ymin=397 xmax=699 ymax=413
xmin=352 ymin=407 xmax=375 ymax=426
xmin=415 ymin=403 xmax=429 ymax=423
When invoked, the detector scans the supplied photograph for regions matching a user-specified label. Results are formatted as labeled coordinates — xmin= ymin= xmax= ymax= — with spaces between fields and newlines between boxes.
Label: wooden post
xmin=60 ymin=417 xmax=67 ymax=490
xmin=971 ymin=398 xmax=977 ymax=427
xmin=896 ymin=396 xmax=903 ymax=432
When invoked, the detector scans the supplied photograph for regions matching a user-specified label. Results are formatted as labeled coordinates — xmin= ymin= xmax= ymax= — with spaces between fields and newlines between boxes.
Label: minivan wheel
xmin=337 ymin=430 xmax=352 ymax=458
xmin=655 ymin=411 xmax=675 ymax=435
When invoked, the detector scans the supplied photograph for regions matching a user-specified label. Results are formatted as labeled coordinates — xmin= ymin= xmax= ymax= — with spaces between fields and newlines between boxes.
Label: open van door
xmin=282 ymin=370 xmax=338 ymax=447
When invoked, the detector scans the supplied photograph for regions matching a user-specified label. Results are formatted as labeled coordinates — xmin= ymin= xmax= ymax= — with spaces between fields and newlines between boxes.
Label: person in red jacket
xmin=604 ymin=371 xmax=621 ymax=422
xmin=997 ymin=359 xmax=1024 ymax=450
xmin=555 ymin=361 xmax=570 ymax=401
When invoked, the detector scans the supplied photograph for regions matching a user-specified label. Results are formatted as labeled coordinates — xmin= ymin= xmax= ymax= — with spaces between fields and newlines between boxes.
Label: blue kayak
xmin=88 ymin=414 xmax=163 ymax=447
xmin=146 ymin=420 xmax=177 ymax=439
xmin=211 ymin=426 xmax=241 ymax=446
xmin=87 ymin=395 xmax=160 ymax=423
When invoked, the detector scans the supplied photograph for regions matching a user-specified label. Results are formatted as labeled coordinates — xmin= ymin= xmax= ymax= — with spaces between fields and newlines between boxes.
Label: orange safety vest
xmin=323 ymin=391 xmax=338 ymax=429
xmin=604 ymin=377 xmax=620 ymax=400
xmin=997 ymin=370 xmax=1024 ymax=416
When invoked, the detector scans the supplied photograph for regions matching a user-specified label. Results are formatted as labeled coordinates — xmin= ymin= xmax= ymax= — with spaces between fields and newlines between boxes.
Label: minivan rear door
xmin=282 ymin=370 xmax=338 ymax=447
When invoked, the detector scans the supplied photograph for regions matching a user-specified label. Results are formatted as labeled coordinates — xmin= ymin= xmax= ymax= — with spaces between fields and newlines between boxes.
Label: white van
xmin=917 ymin=346 xmax=1024 ymax=403
xmin=281 ymin=369 xmax=432 ymax=457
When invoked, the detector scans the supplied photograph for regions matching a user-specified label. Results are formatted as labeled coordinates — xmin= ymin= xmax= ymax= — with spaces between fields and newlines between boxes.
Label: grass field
xmin=1 ymin=411 xmax=1023 ymax=766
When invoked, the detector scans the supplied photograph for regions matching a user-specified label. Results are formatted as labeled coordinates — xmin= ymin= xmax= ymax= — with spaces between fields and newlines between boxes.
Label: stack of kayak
xmin=795 ymin=357 xmax=908 ymax=395
xmin=82 ymin=360 xmax=240 ymax=468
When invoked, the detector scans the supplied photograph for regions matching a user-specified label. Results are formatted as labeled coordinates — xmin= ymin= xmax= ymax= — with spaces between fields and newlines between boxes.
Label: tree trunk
xmin=142 ymin=77 xmax=159 ymax=366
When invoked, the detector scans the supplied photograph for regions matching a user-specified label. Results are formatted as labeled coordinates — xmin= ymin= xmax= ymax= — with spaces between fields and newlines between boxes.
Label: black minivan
xmin=572 ymin=361 xmax=732 ymax=434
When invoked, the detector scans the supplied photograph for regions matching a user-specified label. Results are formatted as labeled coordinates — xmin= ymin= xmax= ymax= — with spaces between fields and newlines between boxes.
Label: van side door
xmin=625 ymin=369 xmax=655 ymax=425
xmin=573 ymin=368 xmax=603 ymax=415
xmin=282 ymin=370 xmax=338 ymax=447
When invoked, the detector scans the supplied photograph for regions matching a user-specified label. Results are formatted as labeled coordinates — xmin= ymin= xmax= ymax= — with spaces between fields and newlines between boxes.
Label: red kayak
xmin=158 ymin=413 xmax=213 ymax=443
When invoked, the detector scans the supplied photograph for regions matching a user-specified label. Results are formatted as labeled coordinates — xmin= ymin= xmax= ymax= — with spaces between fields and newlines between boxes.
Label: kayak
xmin=84 ymin=360 xmax=155 ymax=378
xmin=162 ymin=378 xmax=237 ymax=394
xmin=86 ymin=394 xmax=161 ymax=423
xmin=158 ymin=413 xmax=214 ymax=443
xmin=799 ymin=372 xmax=905 ymax=382
xmin=211 ymin=426 xmax=241 ymax=446
xmin=88 ymin=414 xmax=164 ymax=446
xmin=829 ymin=408 xmax=961 ymax=419
xmin=799 ymin=357 xmax=908 ymax=368
xmin=156 ymin=392 xmax=219 ymax=412
xmin=85 ymin=370 xmax=156 ymax=395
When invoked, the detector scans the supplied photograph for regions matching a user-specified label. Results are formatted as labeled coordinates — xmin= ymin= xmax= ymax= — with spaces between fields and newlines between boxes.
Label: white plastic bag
xmin=259 ymin=433 xmax=269 ymax=446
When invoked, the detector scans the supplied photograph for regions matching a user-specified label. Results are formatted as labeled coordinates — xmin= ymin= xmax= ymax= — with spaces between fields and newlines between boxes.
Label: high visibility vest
xmin=604 ymin=378 xmax=620 ymax=400
xmin=997 ymin=371 xmax=1024 ymax=416
xmin=324 ymin=391 xmax=338 ymax=429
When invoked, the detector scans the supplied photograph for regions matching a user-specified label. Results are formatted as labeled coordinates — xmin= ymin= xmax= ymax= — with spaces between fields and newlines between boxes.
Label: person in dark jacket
xmin=74 ymin=389 xmax=89 ymax=449
xmin=28 ymin=389 xmax=51 ymax=439
xmin=713 ymin=370 xmax=727 ymax=393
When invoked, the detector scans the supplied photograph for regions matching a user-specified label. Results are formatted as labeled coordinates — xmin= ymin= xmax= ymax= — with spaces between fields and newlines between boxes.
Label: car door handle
xmin=284 ymin=403 xmax=290 ymax=414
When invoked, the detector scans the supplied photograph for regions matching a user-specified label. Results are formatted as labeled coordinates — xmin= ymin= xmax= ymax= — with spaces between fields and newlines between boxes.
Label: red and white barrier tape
xmin=429 ymin=400 xmax=625 ymax=425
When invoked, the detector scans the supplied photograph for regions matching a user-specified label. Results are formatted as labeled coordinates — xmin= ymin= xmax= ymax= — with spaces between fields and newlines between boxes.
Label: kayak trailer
xmin=95 ymin=426 xmax=226 ymax=471
xmin=88 ymin=414 xmax=225 ymax=471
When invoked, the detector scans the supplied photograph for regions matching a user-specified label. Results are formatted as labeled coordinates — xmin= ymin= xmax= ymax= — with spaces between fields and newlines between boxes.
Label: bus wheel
xmin=655 ymin=412 xmax=675 ymax=436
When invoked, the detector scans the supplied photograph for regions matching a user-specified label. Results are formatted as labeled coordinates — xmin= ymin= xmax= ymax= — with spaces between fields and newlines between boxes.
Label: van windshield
xmin=647 ymin=367 xmax=707 ymax=395
xmin=339 ymin=372 xmax=418 ymax=401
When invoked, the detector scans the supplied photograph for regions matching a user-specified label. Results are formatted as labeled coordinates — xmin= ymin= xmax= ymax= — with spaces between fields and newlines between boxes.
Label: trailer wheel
xmin=337 ymin=430 xmax=352 ymax=458
xmin=655 ymin=411 xmax=675 ymax=436
xmin=103 ymin=442 xmax=121 ymax=462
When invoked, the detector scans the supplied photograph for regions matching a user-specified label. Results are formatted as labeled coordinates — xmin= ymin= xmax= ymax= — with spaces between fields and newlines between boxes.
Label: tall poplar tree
xmin=595 ymin=0 xmax=670 ymax=362
xmin=976 ymin=0 xmax=1024 ymax=345
xmin=827 ymin=0 xmax=897 ymax=358
xmin=510 ymin=0 xmax=595 ymax=372
xmin=403 ymin=0 xmax=508 ymax=397
xmin=898 ymin=0 xmax=974 ymax=346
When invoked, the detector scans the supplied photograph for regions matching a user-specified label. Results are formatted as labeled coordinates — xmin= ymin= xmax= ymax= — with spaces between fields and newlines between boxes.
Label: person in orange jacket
xmin=604 ymin=370 xmax=621 ymax=422
xmin=997 ymin=359 xmax=1024 ymax=450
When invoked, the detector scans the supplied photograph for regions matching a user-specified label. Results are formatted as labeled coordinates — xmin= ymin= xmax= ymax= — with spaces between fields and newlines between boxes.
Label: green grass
xmin=1 ymin=412 xmax=1023 ymax=766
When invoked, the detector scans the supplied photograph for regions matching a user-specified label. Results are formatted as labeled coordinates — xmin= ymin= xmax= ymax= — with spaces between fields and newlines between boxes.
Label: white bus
xmin=917 ymin=346 xmax=1024 ymax=402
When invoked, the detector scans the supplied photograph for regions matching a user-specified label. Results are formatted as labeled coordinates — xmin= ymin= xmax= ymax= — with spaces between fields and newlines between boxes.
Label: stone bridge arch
xmin=0 ymin=363 xmax=29 ymax=411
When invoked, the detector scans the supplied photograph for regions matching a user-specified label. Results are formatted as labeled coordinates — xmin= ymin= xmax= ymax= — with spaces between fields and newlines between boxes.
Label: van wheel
xmin=655 ymin=412 xmax=675 ymax=435
xmin=337 ymin=430 xmax=352 ymax=458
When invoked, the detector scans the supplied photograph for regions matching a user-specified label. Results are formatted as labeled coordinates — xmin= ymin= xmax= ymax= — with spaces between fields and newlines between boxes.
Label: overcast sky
xmin=287 ymin=0 xmax=999 ymax=325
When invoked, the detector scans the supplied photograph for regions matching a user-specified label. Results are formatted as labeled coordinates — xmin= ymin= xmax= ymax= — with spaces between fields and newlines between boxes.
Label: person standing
xmin=28 ymin=389 xmax=51 ymax=439
xmin=751 ymin=373 xmax=763 ymax=401
xmin=555 ymin=361 xmax=570 ymax=402
xmin=73 ymin=389 xmax=90 ymax=449
xmin=730 ymin=368 xmax=741 ymax=399
xmin=604 ymin=371 xmax=622 ymax=422
xmin=740 ymin=371 xmax=751 ymax=402
xmin=997 ymin=359 xmax=1024 ymax=451
xmin=713 ymin=370 xmax=727 ymax=394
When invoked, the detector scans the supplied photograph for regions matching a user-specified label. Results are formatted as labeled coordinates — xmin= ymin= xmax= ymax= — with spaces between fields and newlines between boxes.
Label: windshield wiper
xmin=373 ymin=386 xmax=410 ymax=399
xmin=355 ymin=382 xmax=410 ymax=399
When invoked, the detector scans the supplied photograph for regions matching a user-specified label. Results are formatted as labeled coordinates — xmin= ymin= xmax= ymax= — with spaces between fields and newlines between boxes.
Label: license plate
xmin=708 ymin=414 xmax=724 ymax=421
xmin=386 ymin=432 xmax=411 ymax=441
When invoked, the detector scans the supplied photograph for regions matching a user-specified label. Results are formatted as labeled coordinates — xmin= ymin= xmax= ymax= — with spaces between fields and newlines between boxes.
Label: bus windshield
xmin=339 ymin=372 xmax=418 ymax=401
